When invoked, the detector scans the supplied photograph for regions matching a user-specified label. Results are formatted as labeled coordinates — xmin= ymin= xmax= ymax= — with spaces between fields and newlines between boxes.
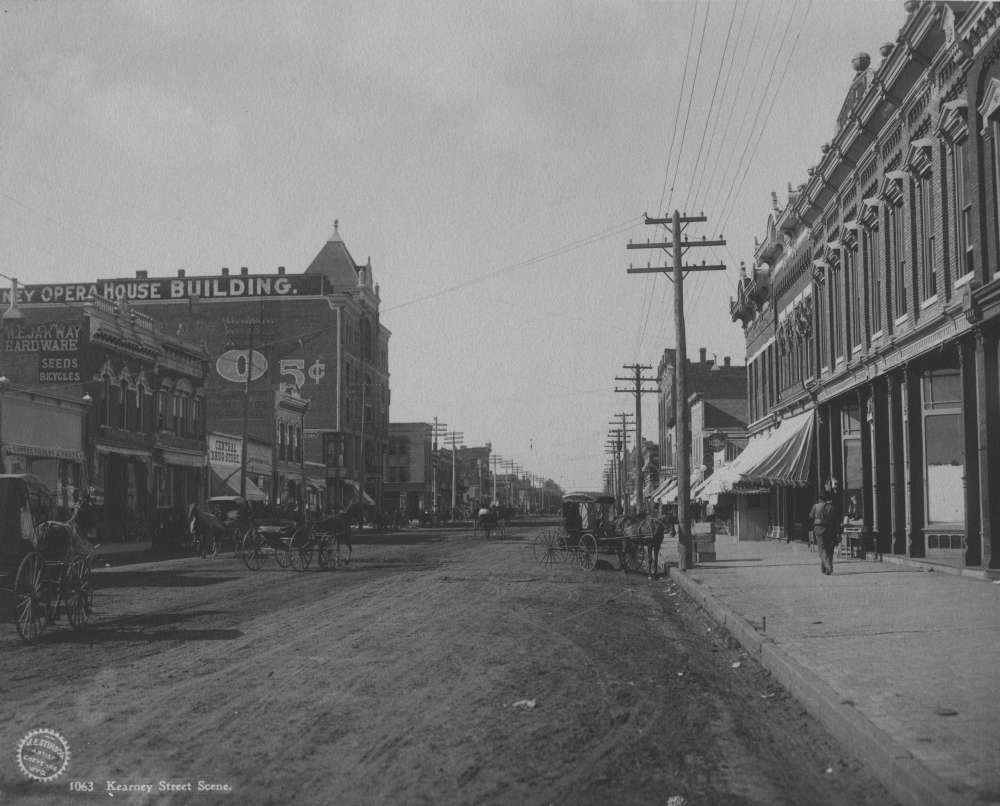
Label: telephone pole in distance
xmin=615 ymin=363 xmax=658 ymax=513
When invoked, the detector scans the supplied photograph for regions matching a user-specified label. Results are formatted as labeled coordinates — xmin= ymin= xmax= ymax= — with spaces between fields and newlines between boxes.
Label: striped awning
xmin=700 ymin=409 xmax=815 ymax=497
xmin=739 ymin=409 xmax=815 ymax=486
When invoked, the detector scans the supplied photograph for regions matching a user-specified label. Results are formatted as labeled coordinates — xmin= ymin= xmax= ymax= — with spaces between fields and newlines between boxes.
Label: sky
xmin=0 ymin=0 xmax=908 ymax=491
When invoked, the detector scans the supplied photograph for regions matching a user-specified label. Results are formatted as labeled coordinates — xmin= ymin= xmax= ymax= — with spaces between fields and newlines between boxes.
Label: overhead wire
xmin=633 ymin=0 xmax=702 ymax=356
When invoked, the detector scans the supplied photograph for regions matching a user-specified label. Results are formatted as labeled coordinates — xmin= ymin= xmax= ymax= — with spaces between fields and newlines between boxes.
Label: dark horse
xmin=615 ymin=512 xmax=671 ymax=579
xmin=187 ymin=503 xmax=229 ymax=557
xmin=312 ymin=511 xmax=353 ymax=565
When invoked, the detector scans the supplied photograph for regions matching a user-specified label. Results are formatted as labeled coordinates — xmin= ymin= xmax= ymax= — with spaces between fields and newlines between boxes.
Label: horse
xmin=615 ymin=512 xmax=670 ymax=579
xmin=312 ymin=511 xmax=353 ymax=565
xmin=474 ymin=507 xmax=498 ymax=538
xmin=187 ymin=503 xmax=230 ymax=557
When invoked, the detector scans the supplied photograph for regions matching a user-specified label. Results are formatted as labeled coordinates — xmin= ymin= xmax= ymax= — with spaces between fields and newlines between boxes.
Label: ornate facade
xmin=729 ymin=2 xmax=1000 ymax=568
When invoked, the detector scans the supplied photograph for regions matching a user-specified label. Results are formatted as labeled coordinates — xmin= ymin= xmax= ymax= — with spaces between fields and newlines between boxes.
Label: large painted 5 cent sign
xmin=216 ymin=349 xmax=268 ymax=383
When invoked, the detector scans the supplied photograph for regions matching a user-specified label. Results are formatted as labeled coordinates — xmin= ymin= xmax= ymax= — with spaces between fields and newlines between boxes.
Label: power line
xmin=383 ymin=216 xmax=640 ymax=313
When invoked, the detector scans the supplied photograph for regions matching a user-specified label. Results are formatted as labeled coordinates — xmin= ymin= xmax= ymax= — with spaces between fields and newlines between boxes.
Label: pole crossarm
xmin=627 ymin=264 xmax=726 ymax=274
xmin=627 ymin=239 xmax=726 ymax=250
xmin=643 ymin=213 xmax=707 ymax=224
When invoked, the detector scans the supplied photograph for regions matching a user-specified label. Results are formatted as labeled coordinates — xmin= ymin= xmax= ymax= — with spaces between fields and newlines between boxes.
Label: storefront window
xmin=840 ymin=404 xmax=863 ymax=506
xmin=922 ymin=370 xmax=964 ymax=525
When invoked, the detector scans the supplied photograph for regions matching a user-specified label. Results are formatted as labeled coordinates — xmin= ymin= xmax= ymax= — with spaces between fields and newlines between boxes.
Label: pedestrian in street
xmin=810 ymin=478 xmax=842 ymax=575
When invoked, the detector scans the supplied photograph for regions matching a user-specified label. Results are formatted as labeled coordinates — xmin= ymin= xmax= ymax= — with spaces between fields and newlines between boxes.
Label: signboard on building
xmin=706 ymin=432 xmax=728 ymax=453
xmin=0 ymin=274 xmax=324 ymax=305
xmin=1 ymin=321 xmax=85 ymax=385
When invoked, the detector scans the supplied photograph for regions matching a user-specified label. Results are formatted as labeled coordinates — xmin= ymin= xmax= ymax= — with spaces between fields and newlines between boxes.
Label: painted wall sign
xmin=1 ymin=322 xmax=84 ymax=384
xmin=0 ymin=274 xmax=324 ymax=305
xmin=216 ymin=349 xmax=268 ymax=383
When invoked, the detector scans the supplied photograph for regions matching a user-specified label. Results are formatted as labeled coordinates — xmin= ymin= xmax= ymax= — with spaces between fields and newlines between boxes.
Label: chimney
xmin=221 ymin=267 xmax=229 ymax=276
xmin=724 ymin=356 xmax=731 ymax=367
xmin=177 ymin=269 xmax=186 ymax=278
xmin=240 ymin=267 xmax=248 ymax=275
xmin=277 ymin=266 xmax=286 ymax=275
xmin=136 ymin=270 xmax=148 ymax=279
xmin=700 ymin=347 xmax=707 ymax=364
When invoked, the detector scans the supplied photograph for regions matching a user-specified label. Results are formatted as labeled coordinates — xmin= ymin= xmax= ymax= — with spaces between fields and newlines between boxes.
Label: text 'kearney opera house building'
xmin=1 ymin=222 xmax=390 ymax=516
xmin=724 ymin=2 xmax=1000 ymax=570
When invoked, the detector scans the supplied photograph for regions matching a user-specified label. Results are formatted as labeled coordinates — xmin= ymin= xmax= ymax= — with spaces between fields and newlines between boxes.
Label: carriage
xmin=189 ymin=495 xmax=252 ymax=558
xmin=0 ymin=474 xmax=95 ymax=643
xmin=532 ymin=491 xmax=657 ymax=573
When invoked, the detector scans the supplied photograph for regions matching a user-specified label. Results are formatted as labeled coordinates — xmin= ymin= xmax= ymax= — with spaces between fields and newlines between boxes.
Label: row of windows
xmin=99 ymin=377 xmax=205 ymax=438
xmin=749 ymin=133 xmax=976 ymax=421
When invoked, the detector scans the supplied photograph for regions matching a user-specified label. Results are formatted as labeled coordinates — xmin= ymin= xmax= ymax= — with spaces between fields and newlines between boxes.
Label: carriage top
xmin=0 ymin=474 xmax=54 ymax=560
xmin=561 ymin=491 xmax=616 ymax=506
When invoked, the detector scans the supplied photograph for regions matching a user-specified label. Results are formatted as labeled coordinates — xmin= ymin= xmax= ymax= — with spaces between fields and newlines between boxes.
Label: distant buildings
xmin=0 ymin=222 xmax=390 ymax=537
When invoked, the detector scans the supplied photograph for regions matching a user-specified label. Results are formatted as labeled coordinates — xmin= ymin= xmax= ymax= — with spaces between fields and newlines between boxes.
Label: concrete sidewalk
xmin=668 ymin=538 xmax=1000 ymax=806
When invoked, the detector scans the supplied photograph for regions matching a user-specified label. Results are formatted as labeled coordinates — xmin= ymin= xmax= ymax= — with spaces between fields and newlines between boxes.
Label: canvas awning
xmin=738 ymin=409 xmax=815 ymax=486
xmin=210 ymin=467 xmax=266 ymax=502
xmin=700 ymin=409 xmax=815 ymax=497
xmin=654 ymin=470 xmax=702 ymax=505
xmin=652 ymin=478 xmax=676 ymax=504
xmin=342 ymin=478 xmax=375 ymax=506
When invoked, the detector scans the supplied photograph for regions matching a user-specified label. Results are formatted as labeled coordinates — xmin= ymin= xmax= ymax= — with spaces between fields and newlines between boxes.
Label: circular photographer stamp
xmin=17 ymin=728 xmax=71 ymax=782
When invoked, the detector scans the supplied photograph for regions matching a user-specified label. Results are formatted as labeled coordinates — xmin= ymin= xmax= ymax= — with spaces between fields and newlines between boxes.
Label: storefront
xmin=207 ymin=432 xmax=270 ymax=502
xmin=0 ymin=384 xmax=88 ymax=519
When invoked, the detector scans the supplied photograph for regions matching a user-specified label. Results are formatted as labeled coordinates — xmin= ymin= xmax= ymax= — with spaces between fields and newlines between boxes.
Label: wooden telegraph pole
xmin=627 ymin=211 xmax=725 ymax=570
xmin=430 ymin=418 xmax=448 ymax=523
xmin=615 ymin=364 xmax=658 ymax=513
xmin=608 ymin=413 xmax=635 ymax=513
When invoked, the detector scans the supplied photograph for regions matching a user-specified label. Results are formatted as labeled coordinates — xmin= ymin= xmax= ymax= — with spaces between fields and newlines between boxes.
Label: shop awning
xmin=700 ymin=409 xmax=815 ymax=497
xmin=738 ymin=409 xmax=815 ymax=486
xmin=342 ymin=478 xmax=375 ymax=506
xmin=210 ymin=467 xmax=267 ymax=502
xmin=652 ymin=478 xmax=676 ymax=504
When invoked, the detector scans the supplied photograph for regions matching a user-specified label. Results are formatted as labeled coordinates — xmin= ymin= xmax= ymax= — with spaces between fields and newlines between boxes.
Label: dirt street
xmin=1 ymin=524 xmax=897 ymax=805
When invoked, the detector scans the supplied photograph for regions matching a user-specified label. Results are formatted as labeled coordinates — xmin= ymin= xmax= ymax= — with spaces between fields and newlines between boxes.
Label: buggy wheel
xmin=316 ymin=541 xmax=333 ymax=569
xmin=532 ymin=530 xmax=559 ymax=566
xmin=14 ymin=552 xmax=48 ymax=642
xmin=273 ymin=544 xmax=290 ymax=569
xmin=289 ymin=548 xmax=311 ymax=571
xmin=242 ymin=530 xmax=265 ymax=571
xmin=578 ymin=533 xmax=598 ymax=571
xmin=288 ymin=528 xmax=311 ymax=572
xmin=65 ymin=558 xmax=94 ymax=629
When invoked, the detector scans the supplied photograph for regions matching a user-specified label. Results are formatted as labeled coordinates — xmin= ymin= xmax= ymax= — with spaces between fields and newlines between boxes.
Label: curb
xmin=668 ymin=567 xmax=976 ymax=806
xmin=881 ymin=554 xmax=1000 ymax=583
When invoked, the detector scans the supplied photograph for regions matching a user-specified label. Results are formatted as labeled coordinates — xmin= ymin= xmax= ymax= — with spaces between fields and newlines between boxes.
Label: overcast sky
xmin=1 ymin=0 xmax=907 ymax=491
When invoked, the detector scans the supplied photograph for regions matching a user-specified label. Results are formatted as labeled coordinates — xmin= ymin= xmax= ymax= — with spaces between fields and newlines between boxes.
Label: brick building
xmin=0 ymin=295 xmax=208 ymax=541
xmin=651 ymin=346 xmax=748 ymax=508
xmin=724 ymin=2 xmax=1000 ymax=567
xmin=1 ymin=222 xmax=389 ymax=519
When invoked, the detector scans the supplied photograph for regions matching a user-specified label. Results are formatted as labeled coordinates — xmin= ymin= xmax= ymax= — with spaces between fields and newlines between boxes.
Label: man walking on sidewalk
xmin=810 ymin=479 xmax=841 ymax=575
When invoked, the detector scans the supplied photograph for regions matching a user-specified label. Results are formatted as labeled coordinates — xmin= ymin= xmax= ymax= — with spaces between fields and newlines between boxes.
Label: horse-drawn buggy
xmin=188 ymin=495 xmax=252 ymax=558
xmin=241 ymin=509 xmax=352 ymax=572
xmin=532 ymin=491 xmax=667 ymax=576
xmin=0 ymin=474 xmax=96 ymax=643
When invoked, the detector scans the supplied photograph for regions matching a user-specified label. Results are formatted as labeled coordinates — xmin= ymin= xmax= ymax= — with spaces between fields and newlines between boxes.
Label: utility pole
xmin=604 ymin=439 xmax=620 ymax=501
xmin=444 ymin=431 xmax=464 ymax=518
xmin=489 ymin=453 xmax=503 ymax=504
xmin=608 ymin=413 xmax=635 ymax=513
xmin=627 ymin=211 xmax=725 ymax=570
xmin=239 ymin=320 xmax=254 ymax=500
xmin=615 ymin=364 xmax=658 ymax=513
xmin=430 ymin=418 xmax=447 ymax=523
